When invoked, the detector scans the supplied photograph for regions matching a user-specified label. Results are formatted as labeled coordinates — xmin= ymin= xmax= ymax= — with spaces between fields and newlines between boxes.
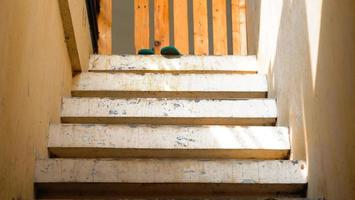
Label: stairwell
xmin=34 ymin=55 xmax=308 ymax=199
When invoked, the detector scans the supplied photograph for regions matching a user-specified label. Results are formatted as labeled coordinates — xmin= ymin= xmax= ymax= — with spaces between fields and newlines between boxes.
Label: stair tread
xmin=89 ymin=55 xmax=258 ymax=73
xmin=72 ymin=73 xmax=267 ymax=98
xmin=48 ymin=124 xmax=290 ymax=159
xmin=35 ymin=159 xmax=306 ymax=183
xmin=61 ymin=98 xmax=277 ymax=125
xmin=35 ymin=159 xmax=307 ymax=197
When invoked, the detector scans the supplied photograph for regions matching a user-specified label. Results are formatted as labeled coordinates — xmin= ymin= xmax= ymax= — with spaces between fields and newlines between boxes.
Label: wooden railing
xmin=134 ymin=0 xmax=247 ymax=55
xmin=97 ymin=0 xmax=112 ymax=55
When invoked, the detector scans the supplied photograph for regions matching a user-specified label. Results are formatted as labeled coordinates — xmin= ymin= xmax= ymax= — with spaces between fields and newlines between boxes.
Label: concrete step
xmin=71 ymin=73 xmax=267 ymax=98
xmin=61 ymin=98 xmax=277 ymax=125
xmin=35 ymin=159 xmax=307 ymax=198
xmin=89 ymin=55 xmax=258 ymax=74
xmin=48 ymin=124 xmax=290 ymax=159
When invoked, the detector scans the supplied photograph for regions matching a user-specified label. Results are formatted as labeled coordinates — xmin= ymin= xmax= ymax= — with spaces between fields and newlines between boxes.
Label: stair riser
xmin=49 ymin=148 xmax=289 ymax=159
xmin=61 ymin=117 xmax=276 ymax=126
xmin=89 ymin=55 xmax=259 ymax=73
xmin=71 ymin=91 xmax=267 ymax=99
xmin=36 ymin=183 xmax=306 ymax=199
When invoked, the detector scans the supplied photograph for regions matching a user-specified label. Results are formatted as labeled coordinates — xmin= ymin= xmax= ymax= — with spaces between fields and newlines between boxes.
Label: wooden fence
xmin=134 ymin=0 xmax=247 ymax=55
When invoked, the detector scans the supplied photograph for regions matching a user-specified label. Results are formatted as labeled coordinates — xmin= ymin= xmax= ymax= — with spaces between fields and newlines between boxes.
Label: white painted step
xmin=48 ymin=124 xmax=290 ymax=159
xmin=89 ymin=55 xmax=258 ymax=73
xmin=71 ymin=73 xmax=268 ymax=98
xmin=35 ymin=159 xmax=307 ymax=198
xmin=61 ymin=98 xmax=277 ymax=125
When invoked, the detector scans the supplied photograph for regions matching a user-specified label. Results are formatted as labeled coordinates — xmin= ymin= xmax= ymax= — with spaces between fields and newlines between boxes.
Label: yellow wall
xmin=247 ymin=0 xmax=355 ymax=199
xmin=0 ymin=0 xmax=78 ymax=199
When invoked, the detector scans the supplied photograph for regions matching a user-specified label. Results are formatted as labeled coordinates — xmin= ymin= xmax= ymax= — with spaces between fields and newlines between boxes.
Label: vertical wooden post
xmin=154 ymin=0 xmax=170 ymax=54
xmin=193 ymin=0 xmax=209 ymax=55
xmin=231 ymin=0 xmax=241 ymax=55
xmin=212 ymin=0 xmax=227 ymax=55
xmin=173 ymin=0 xmax=189 ymax=54
xmin=239 ymin=0 xmax=247 ymax=55
xmin=134 ymin=0 xmax=150 ymax=53
xmin=98 ymin=0 xmax=112 ymax=54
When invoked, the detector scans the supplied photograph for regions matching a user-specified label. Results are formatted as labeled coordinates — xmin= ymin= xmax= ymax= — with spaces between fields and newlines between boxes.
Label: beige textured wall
xmin=247 ymin=0 xmax=355 ymax=199
xmin=0 ymin=0 xmax=74 ymax=199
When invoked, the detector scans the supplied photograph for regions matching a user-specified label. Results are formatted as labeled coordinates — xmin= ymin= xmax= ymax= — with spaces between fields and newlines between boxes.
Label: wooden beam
xmin=154 ymin=0 xmax=170 ymax=54
xmin=239 ymin=0 xmax=247 ymax=55
xmin=193 ymin=0 xmax=209 ymax=55
xmin=231 ymin=0 xmax=241 ymax=55
xmin=58 ymin=0 xmax=81 ymax=71
xmin=173 ymin=0 xmax=189 ymax=54
xmin=134 ymin=0 xmax=150 ymax=53
xmin=212 ymin=0 xmax=228 ymax=55
xmin=98 ymin=0 xmax=112 ymax=54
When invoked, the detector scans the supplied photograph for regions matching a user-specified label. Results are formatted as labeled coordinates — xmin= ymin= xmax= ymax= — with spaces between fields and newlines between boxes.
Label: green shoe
xmin=160 ymin=46 xmax=181 ymax=56
xmin=138 ymin=48 xmax=154 ymax=55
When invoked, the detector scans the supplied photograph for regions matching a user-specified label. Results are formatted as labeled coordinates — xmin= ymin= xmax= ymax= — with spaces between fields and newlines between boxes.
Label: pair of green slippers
xmin=138 ymin=46 xmax=181 ymax=56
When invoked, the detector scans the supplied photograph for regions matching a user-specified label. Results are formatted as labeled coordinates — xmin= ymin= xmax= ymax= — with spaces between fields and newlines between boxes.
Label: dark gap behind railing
xmin=86 ymin=0 xmax=100 ymax=53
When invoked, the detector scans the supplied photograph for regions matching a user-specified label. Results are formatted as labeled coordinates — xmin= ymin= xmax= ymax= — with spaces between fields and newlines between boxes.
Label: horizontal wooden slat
xmin=71 ymin=73 xmax=267 ymax=98
xmin=35 ymin=159 xmax=307 ymax=198
xmin=48 ymin=124 xmax=290 ymax=159
xmin=61 ymin=98 xmax=277 ymax=125
xmin=89 ymin=55 xmax=258 ymax=73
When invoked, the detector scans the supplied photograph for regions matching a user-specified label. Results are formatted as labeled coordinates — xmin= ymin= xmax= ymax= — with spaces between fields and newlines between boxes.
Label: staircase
xmin=34 ymin=55 xmax=308 ymax=199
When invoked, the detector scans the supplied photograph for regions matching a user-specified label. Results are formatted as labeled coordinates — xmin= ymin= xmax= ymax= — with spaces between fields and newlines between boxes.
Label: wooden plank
xmin=71 ymin=73 xmax=267 ymax=98
xmin=61 ymin=98 xmax=277 ymax=125
xmin=58 ymin=0 xmax=81 ymax=71
xmin=154 ymin=0 xmax=170 ymax=54
xmin=193 ymin=0 xmax=209 ymax=55
xmin=35 ymin=159 xmax=307 ymax=198
xmin=89 ymin=55 xmax=259 ymax=74
xmin=134 ymin=0 xmax=150 ymax=53
xmin=97 ymin=0 xmax=112 ymax=54
xmin=231 ymin=0 xmax=241 ymax=55
xmin=173 ymin=0 xmax=189 ymax=54
xmin=212 ymin=0 xmax=228 ymax=55
xmin=239 ymin=0 xmax=247 ymax=55
xmin=48 ymin=124 xmax=290 ymax=159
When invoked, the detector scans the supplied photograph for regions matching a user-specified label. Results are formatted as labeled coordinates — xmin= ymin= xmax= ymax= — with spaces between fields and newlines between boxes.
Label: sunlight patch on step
xmin=209 ymin=126 xmax=289 ymax=149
